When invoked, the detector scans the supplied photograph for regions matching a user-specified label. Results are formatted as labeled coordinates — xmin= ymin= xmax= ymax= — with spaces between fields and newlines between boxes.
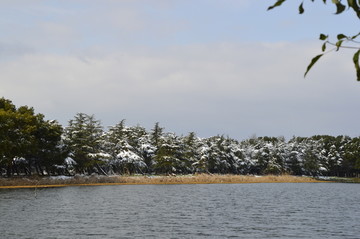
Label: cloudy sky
xmin=1 ymin=0 xmax=359 ymax=140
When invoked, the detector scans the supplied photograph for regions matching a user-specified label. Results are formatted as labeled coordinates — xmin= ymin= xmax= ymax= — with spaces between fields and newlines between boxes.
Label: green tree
xmin=105 ymin=119 xmax=127 ymax=160
xmin=0 ymin=98 xmax=64 ymax=176
xmin=154 ymin=133 xmax=185 ymax=174
xmin=64 ymin=113 xmax=104 ymax=174
xmin=31 ymin=119 xmax=65 ymax=175
xmin=126 ymin=125 xmax=154 ymax=173
xmin=150 ymin=122 xmax=164 ymax=147
xmin=302 ymin=141 xmax=322 ymax=176
xmin=124 ymin=124 xmax=148 ymax=150
xmin=342 ymin=137 xmax=360 ymax=177
xmin=0 ymin=99 xmax=21 ymax=176
xmin=198 ymin=136 xmax=242 ymax=174
xmin=286 ymin=150 xmax=304 ymax=175
xmin=104 ymin=121 xmax=149 ymax=174
xmin=181 ymin=132 xmax=200 ymax=172
xmin=268 ymin=0 xmax=360 ymax=81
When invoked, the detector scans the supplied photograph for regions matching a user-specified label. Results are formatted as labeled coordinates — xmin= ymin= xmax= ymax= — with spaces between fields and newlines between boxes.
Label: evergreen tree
xmin=302 ymin=139 xmax=322 ymax=176
xmin=181 ymin=132 xmax=201 ymax=173
xmin=32 ymin=119 xmax=65 ymax=175
xmin=2 ymin=98 xmax=360 ymax=177
xmin=154 ymin=133 xmax=183 ymax=174
xmin=0 ymin=98 xmax=64 ymax=176
xmin=105 ymin=119 xmax=127 ymax=160
xmin=0 ymin=98 xmax=22 ymax=176
xmin=151 ymin=122 xmax=164 ymax=147
xmin=63 ymin=113 xmax=105 ymax=174
xmin=285 ymin=138 xmax=305 ymax=175
xmin=108 ymin=123 xmax=149 ymax=174
xmin=342 ymin=137 xmax=360 ymax=177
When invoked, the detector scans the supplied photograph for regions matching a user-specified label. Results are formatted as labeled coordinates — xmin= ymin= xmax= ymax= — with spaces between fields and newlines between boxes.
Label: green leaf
xmin=334 ymin=2 xmax=346 ymax=14
xmin=335 ymin=40 xmax=343 ymax=50
xmin=319 ymin=34 xmax=328 ymax=40
xmin=268 ymin=0 xmax=287 ymax=10
xmin=351 ymin=32 xmax=360 ymax=39
xmin=337 ymin=34 xmax=347 ymax=40
xmin=322 ymin=42 xmax=327 ymax=52
xmin=347 ymin=0 xmax=360 ymax=17
xmin=299 ymin=2 xmax=305 ymax=14
xmin=305 ymin=54 xmax=324 ymax=78
xmin=347 ymin=0 xmax=355 ymax=6
xmin=353 ymin=50 xmax=360 ymax=81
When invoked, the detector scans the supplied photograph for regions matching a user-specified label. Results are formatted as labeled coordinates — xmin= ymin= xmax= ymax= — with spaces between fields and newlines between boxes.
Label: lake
xmin=0 ymin=183 xmax=359 ymax=238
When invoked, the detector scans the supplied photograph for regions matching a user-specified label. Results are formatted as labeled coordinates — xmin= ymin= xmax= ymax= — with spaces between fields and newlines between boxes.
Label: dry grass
xmin=110 ymin=174 xmax=321 ymax=184
xmin=0 ymin=174 xmax=324 ymax=189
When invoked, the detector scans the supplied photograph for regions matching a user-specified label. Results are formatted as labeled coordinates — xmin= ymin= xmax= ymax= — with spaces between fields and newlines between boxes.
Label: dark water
xmin=0 ymin=183 xmax=359 ymax=239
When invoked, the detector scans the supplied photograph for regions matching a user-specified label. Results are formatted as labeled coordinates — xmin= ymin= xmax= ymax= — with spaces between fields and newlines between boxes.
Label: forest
xmin=1 ymin=97 xmax=359 ymax=178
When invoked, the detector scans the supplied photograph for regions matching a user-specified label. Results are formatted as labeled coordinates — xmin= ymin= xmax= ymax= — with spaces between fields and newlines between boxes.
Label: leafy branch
xmin=268 ymin=0 xmax=360 ymax=81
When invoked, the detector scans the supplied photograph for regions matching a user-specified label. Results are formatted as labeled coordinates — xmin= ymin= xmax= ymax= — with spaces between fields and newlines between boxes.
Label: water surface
xmin=0 ymin=183 xmax=359 ymax=238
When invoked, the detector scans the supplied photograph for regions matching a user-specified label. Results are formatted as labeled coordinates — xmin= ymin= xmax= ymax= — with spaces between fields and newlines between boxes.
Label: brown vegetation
xmin=0 ymin=174 xmax=324 ymax=189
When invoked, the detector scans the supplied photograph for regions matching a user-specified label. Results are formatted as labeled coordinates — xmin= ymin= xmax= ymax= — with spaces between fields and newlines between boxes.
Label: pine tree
xmin=105 ymin=119 xmax=127 ymax=159
xmin=154 ymin=133 xmax=182 ymax=174
xmin=63 ymin=113 xmax=104 ymax=174
xmin=150 ymin=122 xmax=163 ymax=147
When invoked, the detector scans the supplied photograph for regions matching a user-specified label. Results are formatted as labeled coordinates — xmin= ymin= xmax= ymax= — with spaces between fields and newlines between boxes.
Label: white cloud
xmin=0 ymin=0 xmax=359 ymax=139
xmin=1 ymin=41 xmax=359 ymax=139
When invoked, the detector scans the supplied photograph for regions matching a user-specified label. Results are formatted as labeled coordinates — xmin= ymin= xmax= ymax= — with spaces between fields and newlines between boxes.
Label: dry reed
xmin=0 ymin=174 xmax=323 ymax=189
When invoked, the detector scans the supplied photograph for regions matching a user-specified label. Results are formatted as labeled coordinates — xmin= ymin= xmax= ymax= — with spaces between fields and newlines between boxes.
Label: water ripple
xmin=0 ymin=183 xmax=359 ymax=238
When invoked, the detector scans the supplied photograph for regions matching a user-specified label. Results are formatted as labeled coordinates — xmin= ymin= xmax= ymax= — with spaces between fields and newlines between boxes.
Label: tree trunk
xmin=6 ymin=163 xmax=12 ymax=177
xmin=96 ymin=164 xmax=108 ymax=176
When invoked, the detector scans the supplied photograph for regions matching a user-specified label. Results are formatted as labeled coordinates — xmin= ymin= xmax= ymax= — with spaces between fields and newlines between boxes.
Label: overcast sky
xmin=1 ymin=0 xmax=359 ymax=140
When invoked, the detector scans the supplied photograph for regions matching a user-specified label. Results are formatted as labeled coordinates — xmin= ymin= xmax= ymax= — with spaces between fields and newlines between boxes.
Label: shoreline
xmin=0 ymin=174 xmax=328 ymax=189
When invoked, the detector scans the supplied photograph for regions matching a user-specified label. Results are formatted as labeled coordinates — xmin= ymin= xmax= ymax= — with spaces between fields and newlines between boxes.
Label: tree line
xmin=1 ymin=97 xmax=359 ymax=177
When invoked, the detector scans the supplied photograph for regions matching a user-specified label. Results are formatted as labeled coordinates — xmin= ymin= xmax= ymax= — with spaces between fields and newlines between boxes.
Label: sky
xmin=1 ymin=0 xmax=360 ymax=140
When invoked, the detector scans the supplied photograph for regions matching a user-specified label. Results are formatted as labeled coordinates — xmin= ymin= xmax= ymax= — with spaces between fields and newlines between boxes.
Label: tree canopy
xmin=0 ymin=97 xmax=64 ymax=176
xmin=1 ymin=97 xmax=360 ymax=177
xmin=268 ymin=0 xmax=360 ymax=81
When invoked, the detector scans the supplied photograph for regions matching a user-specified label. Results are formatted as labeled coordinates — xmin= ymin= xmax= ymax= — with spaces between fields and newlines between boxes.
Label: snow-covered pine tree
xmin=63 ymin=113 xmax=105 ymax=174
